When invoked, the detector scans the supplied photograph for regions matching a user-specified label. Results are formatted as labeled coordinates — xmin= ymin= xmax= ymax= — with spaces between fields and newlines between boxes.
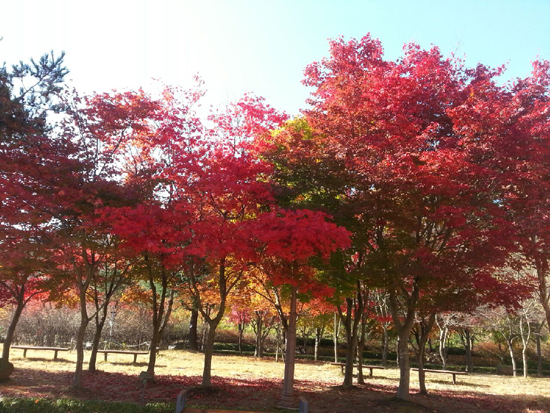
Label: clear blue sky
xmin=2 ymin=0 xmax=549 ymax=115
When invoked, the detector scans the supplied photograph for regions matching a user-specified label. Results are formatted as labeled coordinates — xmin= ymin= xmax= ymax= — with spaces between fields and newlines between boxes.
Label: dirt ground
xmin=1 ymin=345 xmax=549 ymax=412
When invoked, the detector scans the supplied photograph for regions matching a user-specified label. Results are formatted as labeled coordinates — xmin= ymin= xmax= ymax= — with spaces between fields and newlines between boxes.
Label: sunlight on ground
xmin=3 ymin=343 xmax=550 ymax=399
xmin=2 ymin=343 xmax=550 ymax=413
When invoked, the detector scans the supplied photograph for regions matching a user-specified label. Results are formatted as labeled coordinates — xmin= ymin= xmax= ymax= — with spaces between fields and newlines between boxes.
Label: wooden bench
xmin=97 ymin=349 xmax=149 ymax=363
xmin=11 ymin=345 xmax=69 ymax=360
xmin=411 ymin=368 xmax=468 ymax=384
xmin=331 ymin=362 xmax=386 ymax=377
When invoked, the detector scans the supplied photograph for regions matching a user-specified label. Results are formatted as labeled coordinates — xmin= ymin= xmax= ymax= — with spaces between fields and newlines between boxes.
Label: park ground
xmin=0 ymin=345 xmax=549 ymax=412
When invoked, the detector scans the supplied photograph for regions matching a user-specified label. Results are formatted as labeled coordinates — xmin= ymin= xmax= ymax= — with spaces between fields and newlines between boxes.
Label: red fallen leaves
xmin=2 ymin=367 xmax=548 ymax=413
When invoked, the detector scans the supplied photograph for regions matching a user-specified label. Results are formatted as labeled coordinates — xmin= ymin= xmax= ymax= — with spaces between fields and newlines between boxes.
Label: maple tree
xmin=51 ymin=88 xmax=160 ymax=387
xmin=464 ymin=59 xmax=550 ymax=333
xmin=249 ymin=208 xmax=349 ymax=407
xmin=0 ymin=234 xmax=55 ymax=362
xmin=86 ymin=239 xmax=135 ymax=372
xmin=256 ymin=34 xmax=541 ymax=399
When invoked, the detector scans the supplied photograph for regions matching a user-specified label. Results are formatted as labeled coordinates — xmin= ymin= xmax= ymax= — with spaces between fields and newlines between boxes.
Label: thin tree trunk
xmin=147 ymin=329 xmax=161 ymax=374
xmin=356 ymin=313 xmax=367 ymax=385
xmin=461 ymin=328 xmax=474 ymax=372
xmin=521 ymin=346 xmax=529 ymax=378
xmin=72 ymin=250 xmax=97 ymax=388
xmin=275 ymin=325 xmax=282 ymax=362
xmin=2 ymin=290 xmax=26 ymax=362
xmin=254 ymin=314 xmax=263 ymax=358
xmin=88 ymin=312 xmax=108 ymax=372
xmin=507 ymin=337 xmax=517 ymax=377
xmin=314 ymin=327 xmax=322 ymax=361
xmin=278 ymin=286 xmax=297 ymax=408
xmin=519 ymin=310 xmax=532 ymax=379
xmin=202 ymin=320 xmax=219 ymax=387
xmin=333 ymin=312 xmax=340 ymax=363
xmin=339 ymin=297 xmax=360 ymax=387
xmin=437 ymin=316 xmax=449 ymax=370
xmin=388 ymin=285 xmax=419 ymax=400
xmin=73 ymin=307 xmax=89 ymax=387
xmin=417 ymin=313 xmax=436 ymax=395
xmin=536 ymin=334 xmax=543 ymax=376
xmin=238 ymin=322 xmax=244 ymax=355
xmin=188 ymin=308 xmax=199 ymax=351
xmin=381 ymin=325 xmax=389 ymax=367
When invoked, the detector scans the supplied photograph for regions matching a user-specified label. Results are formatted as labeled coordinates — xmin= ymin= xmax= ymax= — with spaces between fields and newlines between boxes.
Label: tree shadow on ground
xmin=0 ymin=368 xmax=549 ymax=413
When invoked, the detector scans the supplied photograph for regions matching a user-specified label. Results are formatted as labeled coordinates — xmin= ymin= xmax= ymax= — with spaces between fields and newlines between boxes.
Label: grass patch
xmin=0 ymin=398 xmax=172 ymax=413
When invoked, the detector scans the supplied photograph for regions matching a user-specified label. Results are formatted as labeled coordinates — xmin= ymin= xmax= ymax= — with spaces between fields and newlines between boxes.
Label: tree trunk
xmin=278 ymin=286 xmax=297 ymax=409
xmin=417 ymin=313 xmax=436 ymax=395
xmin=340 ymin=296 xmax=361 ymax=388
xmin=314 ymin=327 xmax=322 ymax=361
xmin=536 ymin=334 xmax=543 ymax=376
xmin=188 ymin=308 xmax=199 ymax=351
xmin=201 ymin=320 xmax=219 ymax=387
xmin=519 ymin=313 xmax=531 ymax=378
xmin=438 ymin=323 xmax=449 ymax=370
xmin=72 ymin=309 xmax=89 ymax=387
xmin=238 ymin=322 xmax=244 ymax=355
xmin=521 ymin=346 xmax=529 ymax=378
xmin=88 ymin=310 xmax=108 ymax=372
xmin=388 ymin=285 xmax=419 ymax=400
xmin=2 ymin=291 xmax=26 ymax=362
xmin=275 ymin=324 xmax=282 ymax=362
xmin=381 ymin=325 xmax=388 ymax=367
xmin=147 ymin=328 xmax=161 ymax=374
xmin=396 ymin=329 xmax=412 ymax=400
xmin=254 ymin=314 xmax=263 ymax=358
xmin=145 ymin=258 xmax=175 ymax=376
xmin=461 ymin=328 xmax=474 ymax=372
xmin=507 ymin=337 xmax=517 ymax=377
xmin=333 ymin=312 xmax=339 ymax=363
xmin=356 ymin=314 xmax=367 ymax=385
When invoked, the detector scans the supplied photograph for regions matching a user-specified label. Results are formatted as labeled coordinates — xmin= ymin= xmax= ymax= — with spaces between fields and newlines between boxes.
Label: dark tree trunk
xmin=388 ymin=285 xmax=419 ymax=400
xmin=381 ymin=325 xmax=389 ymax=367
xmin=147 ymin=328 xmax=161 ymax=374
xmin=339 ymin=296 xmax=361 ymax=387
xmin=188 ymin=308 xmax=199 ymax=351
xmin=333 ymin=312 xmax=340 ymax=363
xmin=356 ymin=313 xmax=367 ymax=385
xmin=278 ymin=286 xmax=297 ymax=408
xmin=416 ymin=313 xmax=436 ymax=395
xmin=73 ymin=303 xmax=89 ymax=387
xmin=2 ymin=288 xmax=26 ymax=362
xmin=537 ymin=334 xmax=543 ymax=376
xmin=254 ymin=314 xmax=264 ymax=358
xmin=237 ymin=322 xmax=244 ymax=355
xmin=460 ymin=328 xmax=474 ymax=373
xmin=202 ymin=319 xmax=220 ymax=387
xmin=88 ymin=313 xmax=108 ymax=372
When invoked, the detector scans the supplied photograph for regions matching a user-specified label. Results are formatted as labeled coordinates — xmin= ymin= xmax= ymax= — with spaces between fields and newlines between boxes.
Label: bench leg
xmin=452 ymin=374 xmax=457 ymax=384
xmin=369 ymin=368 xmax=374 ymax=378
xmin=104 ymin=352 xmax=108 ymax=361
xmin=54 ymin=350 xmax=58 ymax=360
xmin=134 ymin=354 xmax=138 ymax=363
xmin=341 ymin=365 xmax=344 ymax=374
xmin=23 ymin=349 xmax=28 ymax=358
